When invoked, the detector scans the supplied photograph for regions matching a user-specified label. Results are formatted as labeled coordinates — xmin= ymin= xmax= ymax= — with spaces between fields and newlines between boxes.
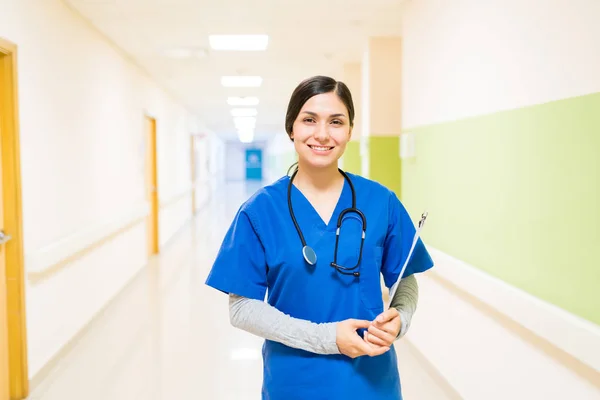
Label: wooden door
xmin=145 ymin=116 xmax=159 ymax=255
xmin=0 ymin=37 xmax=28 ymax=400
xmin=0 ymin=145 xmax=8 ymax=400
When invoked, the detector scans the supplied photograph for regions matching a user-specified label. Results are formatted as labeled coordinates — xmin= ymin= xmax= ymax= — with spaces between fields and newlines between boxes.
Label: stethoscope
xmin=287 ymin=166 xmax=367 ymax=277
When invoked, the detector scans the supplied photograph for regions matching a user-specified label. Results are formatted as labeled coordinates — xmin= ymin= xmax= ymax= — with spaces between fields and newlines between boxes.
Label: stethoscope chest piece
xmin=302 ymin=246 xmax=317 ymax=265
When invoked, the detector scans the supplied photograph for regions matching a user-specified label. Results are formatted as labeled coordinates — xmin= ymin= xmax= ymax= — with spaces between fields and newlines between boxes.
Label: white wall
xmin=400 ymin=0 xmax=600 ymax=397
xmin=263 ymin=133 xmax=296 ymax=183
xmin=401 ymin=0 xmax=600 ymax=128
xmin=0 ymin=0 xmax=212 ymax=378
xmin=224 ymin=141 xmax=246 ymax=182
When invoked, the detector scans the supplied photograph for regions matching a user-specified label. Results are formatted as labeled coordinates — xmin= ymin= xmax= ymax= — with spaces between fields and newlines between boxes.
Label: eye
xmin=303 ymin=117 xmax=315 ymax=123
xmin=331 ymin=119 xmax=343 ymax=125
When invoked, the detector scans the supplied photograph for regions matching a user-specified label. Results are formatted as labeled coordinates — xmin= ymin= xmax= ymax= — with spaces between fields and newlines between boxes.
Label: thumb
xmin=375 ymin=308 xmax=399 ymax=324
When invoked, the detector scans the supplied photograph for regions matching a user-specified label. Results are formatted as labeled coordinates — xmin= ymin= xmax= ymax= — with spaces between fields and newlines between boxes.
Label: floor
xmin=27 ymin=181 xmax=454 ymax=400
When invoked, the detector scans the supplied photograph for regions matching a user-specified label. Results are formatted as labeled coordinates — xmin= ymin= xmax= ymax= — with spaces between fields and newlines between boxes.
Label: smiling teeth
xmin=310 ymin=146 xmax=332 ymax=151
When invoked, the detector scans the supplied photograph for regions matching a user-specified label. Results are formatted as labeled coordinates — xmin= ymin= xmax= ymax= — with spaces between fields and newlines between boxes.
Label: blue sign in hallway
xmin=245 ymin=149 xmax=262 ymax=180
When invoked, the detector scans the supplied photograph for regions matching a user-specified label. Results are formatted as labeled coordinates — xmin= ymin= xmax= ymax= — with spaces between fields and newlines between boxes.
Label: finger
xmin=349 ymin=319 xmax=372 ymax=330
xmin=353 ymin=335 xmax=376 ymax=355
xmin=367 ymin=344 xmax=390 ymax=357
xmin=375 ymin=308 xmax=399 ymax=324
xmin=363 ymin=331 xmax=388 ymax=346
xmin=372 ymin=317 xmax=401 ymax=336
xmin=364 ymin=330 xmax=389 ymax=347
xmin=354 ymin=334 xmax=387 ymax=356
xmin=368 ymin=324 xmax=395 ymax=345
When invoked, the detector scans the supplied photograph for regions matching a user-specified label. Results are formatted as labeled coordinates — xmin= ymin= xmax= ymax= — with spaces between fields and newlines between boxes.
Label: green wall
xmin=369 ymin=136 xmax=401 ymax=196
xmin=267 ymin=150 xmax=297 ymax=179
xmin=401 ymin=92 xmax=600 ymax=325
xmin=343 ymin=141 xmax=361 ymax=175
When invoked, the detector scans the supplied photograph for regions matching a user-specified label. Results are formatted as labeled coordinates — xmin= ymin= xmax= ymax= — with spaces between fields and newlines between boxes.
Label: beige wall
xmin=0 ymin=0 xmax=213 ymax=378
xmin=401 ymin=0 xmax=600 ymax=128
xmin=342 ymin=63 xmax=363 ymax=141
xmin=366 ymin=37 xmax=402 ymax=136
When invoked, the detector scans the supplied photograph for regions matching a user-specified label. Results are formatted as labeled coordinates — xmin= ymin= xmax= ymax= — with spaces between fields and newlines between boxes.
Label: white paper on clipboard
xmin=387 ymin=212 xmax=428 ymax=308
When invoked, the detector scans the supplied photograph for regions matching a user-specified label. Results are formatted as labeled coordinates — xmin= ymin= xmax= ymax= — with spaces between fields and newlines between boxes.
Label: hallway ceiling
xmin=63 ymin=0 xmax=406 ymax=140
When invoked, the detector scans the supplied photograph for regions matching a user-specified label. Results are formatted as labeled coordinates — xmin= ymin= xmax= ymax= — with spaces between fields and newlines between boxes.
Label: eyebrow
xmin=302 ymin=111 xmax=347 ymax=118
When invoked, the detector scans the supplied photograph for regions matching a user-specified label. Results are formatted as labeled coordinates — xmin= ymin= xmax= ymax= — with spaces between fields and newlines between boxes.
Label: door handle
xmin=0 ymin=230 xmax=12 ymax=245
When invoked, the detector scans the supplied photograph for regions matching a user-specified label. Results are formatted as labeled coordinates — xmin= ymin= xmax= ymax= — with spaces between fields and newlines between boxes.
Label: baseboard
xmin=427 ymin=246 xmax=600 ymax=373
xmin=403 ymin=247 xmax=600 ymax=398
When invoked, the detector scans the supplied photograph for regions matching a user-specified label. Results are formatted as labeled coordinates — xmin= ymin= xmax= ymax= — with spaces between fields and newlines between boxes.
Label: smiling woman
xmin=205 ymin=75 xmax=434 ymax=400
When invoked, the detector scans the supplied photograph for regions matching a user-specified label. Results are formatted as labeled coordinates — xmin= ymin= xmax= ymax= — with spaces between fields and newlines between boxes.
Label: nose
xmin=313 ymin=122 xmax=330 ymax=142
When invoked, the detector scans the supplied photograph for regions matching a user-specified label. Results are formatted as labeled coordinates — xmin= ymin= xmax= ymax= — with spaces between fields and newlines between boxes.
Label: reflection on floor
xmin=27 ymin=180 xmax=453 ymax=400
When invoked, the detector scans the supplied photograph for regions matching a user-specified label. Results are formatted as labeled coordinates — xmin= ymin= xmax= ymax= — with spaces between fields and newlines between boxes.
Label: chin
xmin=302 ymin=157 xmax=339 ymax=170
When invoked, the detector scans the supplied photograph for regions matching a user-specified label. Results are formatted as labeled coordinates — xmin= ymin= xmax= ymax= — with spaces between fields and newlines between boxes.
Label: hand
xmin=336 ymin=319 xmax=390 ymax=359
xmin=364 ymin=308 xmax=402 ymax=348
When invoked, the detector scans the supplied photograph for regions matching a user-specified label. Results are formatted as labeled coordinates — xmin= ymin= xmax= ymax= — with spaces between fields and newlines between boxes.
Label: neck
xmin=294 ymin=161 xmax=342 ymax=192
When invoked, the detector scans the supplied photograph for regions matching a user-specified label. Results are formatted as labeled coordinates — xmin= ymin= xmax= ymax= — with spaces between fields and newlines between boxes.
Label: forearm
xmin=389 ymin=274 xmax=419 ymax=339
xmin=228 ymin=293 xmax=340 ymax=355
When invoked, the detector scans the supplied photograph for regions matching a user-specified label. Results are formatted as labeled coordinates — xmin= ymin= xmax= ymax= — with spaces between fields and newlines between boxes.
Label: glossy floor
xmin=27 ymin=181 xmax=454 ymax=400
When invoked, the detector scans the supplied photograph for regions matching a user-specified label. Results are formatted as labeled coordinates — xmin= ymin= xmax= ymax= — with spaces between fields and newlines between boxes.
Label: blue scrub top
xmin=205 ymin=172 xmax=434 ymax=400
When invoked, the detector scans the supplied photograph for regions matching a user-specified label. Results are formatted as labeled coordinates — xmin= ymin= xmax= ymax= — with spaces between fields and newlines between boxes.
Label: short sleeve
xmin=204 ymin=208 xmax=268 ymax=301
xmin=380 ymin=192 xmax=434 ymax=289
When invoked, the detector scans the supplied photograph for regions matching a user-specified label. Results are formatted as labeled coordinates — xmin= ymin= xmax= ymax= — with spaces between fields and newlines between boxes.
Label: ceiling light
xmin=234 ymin=117 xmax=256 ymax=130
xmin=221 ymin=76 xmax=262 ymax=87
xmin=227 ymin=97 xmax=260 ymax=106
xmin=231 ymin=108 xmax=257 ymax=117
xmin=233 ymin=116 xmax=256 ymax=127
xmin=209 ymin=35 xmax=269 ymax=51
xmin=238 ymin=129 xmax=255 ymax=143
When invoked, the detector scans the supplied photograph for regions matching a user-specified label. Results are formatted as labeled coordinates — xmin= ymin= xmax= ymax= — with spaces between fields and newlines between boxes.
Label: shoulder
xmin=345 ymin=172 xmax=397 ymax=202
xmin=345 ymin=172 xmax=404 ymax=225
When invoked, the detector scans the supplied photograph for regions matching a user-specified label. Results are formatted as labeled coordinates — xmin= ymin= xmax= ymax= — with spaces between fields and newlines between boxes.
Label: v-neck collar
xmin=288 ymin=175 xmax=350 ymax=231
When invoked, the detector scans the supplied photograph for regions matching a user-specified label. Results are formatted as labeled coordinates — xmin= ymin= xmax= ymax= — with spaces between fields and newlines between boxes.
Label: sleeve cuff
xmin=319 ymin=323 xmax=341 ymax=355
xmin=397 ymin=310 xmax=410 ymax=340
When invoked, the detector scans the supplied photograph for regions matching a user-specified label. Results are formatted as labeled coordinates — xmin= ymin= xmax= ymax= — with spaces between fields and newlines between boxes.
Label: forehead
xmin=300 ymin=92 xmax=348 ymax=116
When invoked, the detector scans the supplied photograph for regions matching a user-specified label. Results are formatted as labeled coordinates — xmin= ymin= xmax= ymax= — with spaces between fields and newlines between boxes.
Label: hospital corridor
xmin=1 ymin=0 xmax=600 ymax=399
xmin=22 ymin=182 xmax=456 ymax=400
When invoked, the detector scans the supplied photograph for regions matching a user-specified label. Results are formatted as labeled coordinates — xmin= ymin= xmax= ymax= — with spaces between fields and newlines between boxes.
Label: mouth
xmin=308 ymin=144 xmax=334 ymax=152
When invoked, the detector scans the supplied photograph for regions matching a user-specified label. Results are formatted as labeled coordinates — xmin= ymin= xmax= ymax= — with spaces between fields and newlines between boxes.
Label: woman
xmin=205 ymin=75 xmax=434 ymax=399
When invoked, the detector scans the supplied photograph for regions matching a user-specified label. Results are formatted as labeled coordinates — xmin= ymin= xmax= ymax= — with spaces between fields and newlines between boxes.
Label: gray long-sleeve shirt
xmin=228 ymin=274 xmax=419 ymax=355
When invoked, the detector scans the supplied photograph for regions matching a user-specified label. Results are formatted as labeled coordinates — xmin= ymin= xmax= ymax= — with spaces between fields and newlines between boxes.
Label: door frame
xmin=145 ymin=115 xmax=159 ymax=256
xmin=190 ymin=135 xmax=196 ymax=215
xmin=0 ymin=38 xmax=29 ymax=399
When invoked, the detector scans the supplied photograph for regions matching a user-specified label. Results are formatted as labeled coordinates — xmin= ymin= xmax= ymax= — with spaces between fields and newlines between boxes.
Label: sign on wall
xmin=245 ymin=149 xmax=262 ymax=180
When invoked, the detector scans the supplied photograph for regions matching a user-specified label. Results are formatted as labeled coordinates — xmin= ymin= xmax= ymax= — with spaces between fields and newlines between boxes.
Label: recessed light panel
xmin=221 ymin=76 xmax=262 ymax=87
xmin=209 ymin=35 xmax=269 ymax=51
xmin=227 ymin=97 xmax=260 ymax=106
xmin=233 ymin=117 xmax=256 ymax=130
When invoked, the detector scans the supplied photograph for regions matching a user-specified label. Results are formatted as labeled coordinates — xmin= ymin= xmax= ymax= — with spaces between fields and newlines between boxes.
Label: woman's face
xmin=290 ymin=92 xmax=352 ymax=170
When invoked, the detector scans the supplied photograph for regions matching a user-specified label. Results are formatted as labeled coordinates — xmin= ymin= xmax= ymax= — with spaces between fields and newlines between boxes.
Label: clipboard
xmin=386 ymin=212 xmax=428 ymax=308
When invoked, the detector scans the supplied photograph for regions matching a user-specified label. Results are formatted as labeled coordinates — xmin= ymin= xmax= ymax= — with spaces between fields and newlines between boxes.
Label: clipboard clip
xmin=418 ymin=212 xmax=428 ymax=229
